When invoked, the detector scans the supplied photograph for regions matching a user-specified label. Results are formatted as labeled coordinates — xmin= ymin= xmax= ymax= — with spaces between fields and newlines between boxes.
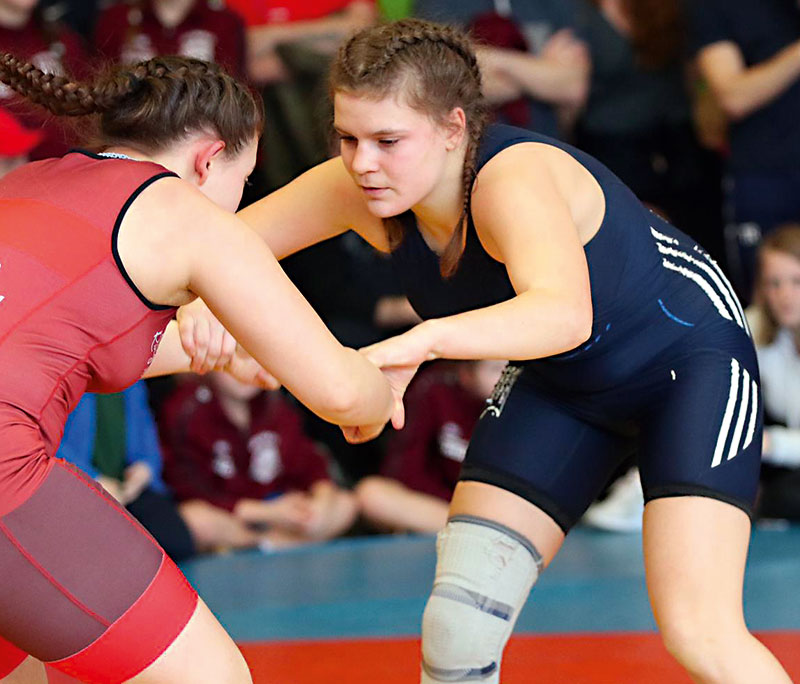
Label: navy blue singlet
xmin=388 ymin=124 xmax=761 ymax=530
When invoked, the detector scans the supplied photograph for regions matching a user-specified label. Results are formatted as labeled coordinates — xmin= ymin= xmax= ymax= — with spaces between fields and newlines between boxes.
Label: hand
xmin=121 ymin=461 xmax=152 ymax=505
xmin=540 ymin=29 xmax=589 ymax=67
xmin=360 ymin=324 xmax=437 ymax=429
xmin=223 ymin=345 xmax=281 ymax=390
xmin=340 ymin=422 xmax=387 ymax=444
xmin=235 ymin=493 xmax=314 ymax=530
xmin=176 ymin=299 xmax=238 ymax=374
xmin=97 ymin=476 xmax=125 ymax=504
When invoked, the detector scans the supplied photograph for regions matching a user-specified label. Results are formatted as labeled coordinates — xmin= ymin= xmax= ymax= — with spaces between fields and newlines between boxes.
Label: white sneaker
xmin=583 ymin=468 xmax=644 ymax=533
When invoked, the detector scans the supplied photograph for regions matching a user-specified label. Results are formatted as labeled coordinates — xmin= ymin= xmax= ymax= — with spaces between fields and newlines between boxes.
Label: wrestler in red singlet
xmin=0 ymin=151 xmax=198 ymax=682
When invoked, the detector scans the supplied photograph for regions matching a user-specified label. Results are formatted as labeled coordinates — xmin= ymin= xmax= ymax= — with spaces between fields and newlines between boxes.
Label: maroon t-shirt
xmin=94 ymin=1 xmax=246 ymax=79
xmin=0 ymin=18 xmax=90 ymax=159
xmin=158 ymin=381 xmax=331 ymax=511
xmin=380 ymin=366 xmax=485 ymax=502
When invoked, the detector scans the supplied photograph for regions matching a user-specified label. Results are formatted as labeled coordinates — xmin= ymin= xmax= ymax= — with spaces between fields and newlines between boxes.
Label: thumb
xmin=390 ymin=398 xmax=405 ymax=430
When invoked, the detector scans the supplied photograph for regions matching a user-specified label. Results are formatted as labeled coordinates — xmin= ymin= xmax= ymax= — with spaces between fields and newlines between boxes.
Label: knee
xmin=659 ymin=613 xmax=743 ymax=679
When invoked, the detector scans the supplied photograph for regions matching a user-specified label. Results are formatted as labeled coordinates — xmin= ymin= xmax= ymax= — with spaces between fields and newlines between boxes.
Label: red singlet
xmin=0 ymin=151 xmax=198 ymax=682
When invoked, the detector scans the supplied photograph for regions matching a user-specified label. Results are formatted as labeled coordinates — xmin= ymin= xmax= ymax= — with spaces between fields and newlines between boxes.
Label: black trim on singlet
xmin=111 ymin=172 xmax=179 ymax=311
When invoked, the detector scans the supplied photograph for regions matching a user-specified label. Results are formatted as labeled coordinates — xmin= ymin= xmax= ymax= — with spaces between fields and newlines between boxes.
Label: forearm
xmin=307 ymin=482 xmax=357 ymax=539
xmin=708 ymin=41 xmax=800 ymax=120
xmin=247 ymin=2 xmax=374 ymax=56
xmin=763 ymin=426 xmax=800 ymax=468
xmin=414 ymin=290 xmax=592 ymax=362
xmin=493 ymin=49 xmax=589 ymax=107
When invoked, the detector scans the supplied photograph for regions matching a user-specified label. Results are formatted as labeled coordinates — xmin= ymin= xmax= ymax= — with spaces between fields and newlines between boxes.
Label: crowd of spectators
xmin=2 ymin=0 xmax=799 ymax=559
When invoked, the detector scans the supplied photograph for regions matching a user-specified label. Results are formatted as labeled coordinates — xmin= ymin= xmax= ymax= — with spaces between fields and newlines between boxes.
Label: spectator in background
xmin=0 ymin=0 xmax=89 ymax=158
xmin=226 ymin=0 xmax=375 ymax=194
xmin=574 ymin=0 xmax=724 ymax=262
xmin=159 ymin=373 xmax=359 ymax=552
xmin=689 ymin=0 xmax=800 ymax=301
xmin=415 ymin=0 xmax=589 ymax=139
xmin=40 ymin=0 xmax=101 ymax=40
xmin=94 ymin=0 xmax=246 ymax=78
xmin=0 ymin=106 xmax=42 ymax=177
xmin=356 ymin=360 xmax=505 ymax=534
xmin=57 ymin=381 xmax=196 ymax=561
xmin=748 ymin=224 xmax=800 ymax=522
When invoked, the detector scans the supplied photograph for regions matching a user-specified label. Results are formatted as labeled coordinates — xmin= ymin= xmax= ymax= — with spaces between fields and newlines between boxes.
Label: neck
xmin=103 ymin=144 xmax=191 ymax=177
xmin=152 ymin=0 xmax=195 ymax=29
xmin=412 ymin=143 xmax=469 ymax=252
xmin=0 ymin=5 xmax=32 ymax=29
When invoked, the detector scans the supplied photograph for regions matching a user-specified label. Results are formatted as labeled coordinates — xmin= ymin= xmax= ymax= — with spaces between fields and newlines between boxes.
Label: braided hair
xmin=330 ymin=19 xmax=489 ymax=277
xmin=0 ymin=53 xmax=263 ymax=157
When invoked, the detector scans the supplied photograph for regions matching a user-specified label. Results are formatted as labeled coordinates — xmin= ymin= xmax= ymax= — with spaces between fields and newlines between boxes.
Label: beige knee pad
xmin=421 ymin=515 xmax=543 ymax=683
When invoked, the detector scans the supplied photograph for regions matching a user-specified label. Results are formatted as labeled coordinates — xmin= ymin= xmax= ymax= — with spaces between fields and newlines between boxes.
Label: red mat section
xmin=240 ymin=632 xmax=800 ymax=683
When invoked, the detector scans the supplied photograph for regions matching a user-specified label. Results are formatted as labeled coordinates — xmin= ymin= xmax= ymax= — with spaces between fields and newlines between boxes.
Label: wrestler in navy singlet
xmin=389 ymin=124 xmax=761 ymax=531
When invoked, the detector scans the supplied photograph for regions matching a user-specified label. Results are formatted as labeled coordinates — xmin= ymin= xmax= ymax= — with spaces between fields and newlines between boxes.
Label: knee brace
xmin=421 ymin=515 xmax=543 ymax=683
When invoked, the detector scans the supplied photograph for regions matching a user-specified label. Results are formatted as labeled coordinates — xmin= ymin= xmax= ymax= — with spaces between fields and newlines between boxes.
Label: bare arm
xmin=365 ymin=144 xmax=594 ymax=367
xmin=121 ymin=178 xmax=393 ymax=427
xmin=478 ymin=29 xmax=590 ymax=108
xmin=246 ymin=1 xmax=375 ymax=59
xmin=237 ymin=156 xmax=388 ymax=258
xmin=697 ymin=40 xmax=800 ymax=120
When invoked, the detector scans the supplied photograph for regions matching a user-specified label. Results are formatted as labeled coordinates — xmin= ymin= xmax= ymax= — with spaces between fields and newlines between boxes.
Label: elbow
xmin=716 ymin=90 xmax=752 ymax=122
xmin=563 ymin=300 xmax=593 ymax=352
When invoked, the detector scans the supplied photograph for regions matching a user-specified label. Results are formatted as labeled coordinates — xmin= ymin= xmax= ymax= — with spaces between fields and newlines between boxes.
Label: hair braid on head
xmin=0 ymin=52 xmax=102 ymax=116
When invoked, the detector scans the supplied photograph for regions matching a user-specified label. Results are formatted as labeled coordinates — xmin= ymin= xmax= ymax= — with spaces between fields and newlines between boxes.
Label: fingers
xmin=190 ymin=316 xmax=211 ymax=374
xmin=216 ymin=331 xmax=238 ymax=370
xmin=390 ymin=398 xmax=405 ymax=431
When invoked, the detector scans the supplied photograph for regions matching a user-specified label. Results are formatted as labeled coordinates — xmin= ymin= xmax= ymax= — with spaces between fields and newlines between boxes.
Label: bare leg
xmin=126 ymin=598 xmax=251 ymax=684
xmin=0 ymin=657 xmax=46 ymax=684
xmin=448 ymin=481 xmax=565 ymax=566
xmin=644 ymin=497 xmax=791 ymax=683
xmin=356 ymin=477 xmax=450 ymax=533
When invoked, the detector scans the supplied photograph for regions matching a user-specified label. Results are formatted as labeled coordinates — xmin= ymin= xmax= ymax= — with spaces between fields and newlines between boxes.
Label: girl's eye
xmin=379 ymin=139 xmax=398 ymax=146
xmin=340 ymin=136 xmax=356 ymax=144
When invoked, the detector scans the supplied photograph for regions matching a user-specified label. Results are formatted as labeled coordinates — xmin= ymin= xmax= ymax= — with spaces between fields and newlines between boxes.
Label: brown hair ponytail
xmin=0 ymin=53 xmax=263 ymax=157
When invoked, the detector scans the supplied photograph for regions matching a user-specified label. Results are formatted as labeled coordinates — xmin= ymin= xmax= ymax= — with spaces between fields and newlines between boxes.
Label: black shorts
xmin=461 ymin=345 xmax=762 ymax=532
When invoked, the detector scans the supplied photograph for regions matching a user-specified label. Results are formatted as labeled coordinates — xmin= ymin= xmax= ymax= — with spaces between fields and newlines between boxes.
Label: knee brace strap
xmin=421 ymin=515 xmax=543 ymax=683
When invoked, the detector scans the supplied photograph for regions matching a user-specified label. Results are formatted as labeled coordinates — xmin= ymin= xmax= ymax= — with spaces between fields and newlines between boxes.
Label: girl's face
xmin=760 ymin=248 xmax=800 ymax=330
xmin=334 ymin=90 xmax=459 ymax=218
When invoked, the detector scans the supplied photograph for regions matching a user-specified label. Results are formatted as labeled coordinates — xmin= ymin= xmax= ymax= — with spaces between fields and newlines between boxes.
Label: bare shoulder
xmin=472 ymin=142 xmax=604 ymax=249
xmin=115 ymin=175 xmax=241 ymax=307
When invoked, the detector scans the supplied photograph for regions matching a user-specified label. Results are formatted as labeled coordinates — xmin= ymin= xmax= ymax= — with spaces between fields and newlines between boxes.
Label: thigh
xmin=639 ymin=348 xmax=762 ymax=514
xmin=0 ymin=460 xmax=197 ymax=683
xmin=643 ymin=496 xmax=751 ymax=630
xmin=460 ymin=367 xmax=631 ymax=532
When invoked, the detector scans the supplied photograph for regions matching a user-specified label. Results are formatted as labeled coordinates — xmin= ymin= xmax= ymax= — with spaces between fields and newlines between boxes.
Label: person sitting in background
xmin=57 ymin=380 xmax=196 ymax=561
xmin=227 ymin=0 xmax=375 ymax=84
xmin=0 ymin=106 xmax=42 ymax=178
xmin=356 ymin=360 xmax=505 ymax=534
xmin=159 ymin=372 xmax=359 ymax=552
xmin=94 ymin=0 xmax=246 ymax=78
xmin=0 ymin=0 xmax=89 ymax=159
xmin=748 ymin=224 xmax=800 ymax=521
xmin=415 ymin=0 xmax=589 ymax=140
xmin=226 ymin=0 xmax=376 ymax=194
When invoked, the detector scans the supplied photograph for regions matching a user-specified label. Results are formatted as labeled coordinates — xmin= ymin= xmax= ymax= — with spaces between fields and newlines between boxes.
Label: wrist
xmin=417 ymin=318 xmax=445 ymax=361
